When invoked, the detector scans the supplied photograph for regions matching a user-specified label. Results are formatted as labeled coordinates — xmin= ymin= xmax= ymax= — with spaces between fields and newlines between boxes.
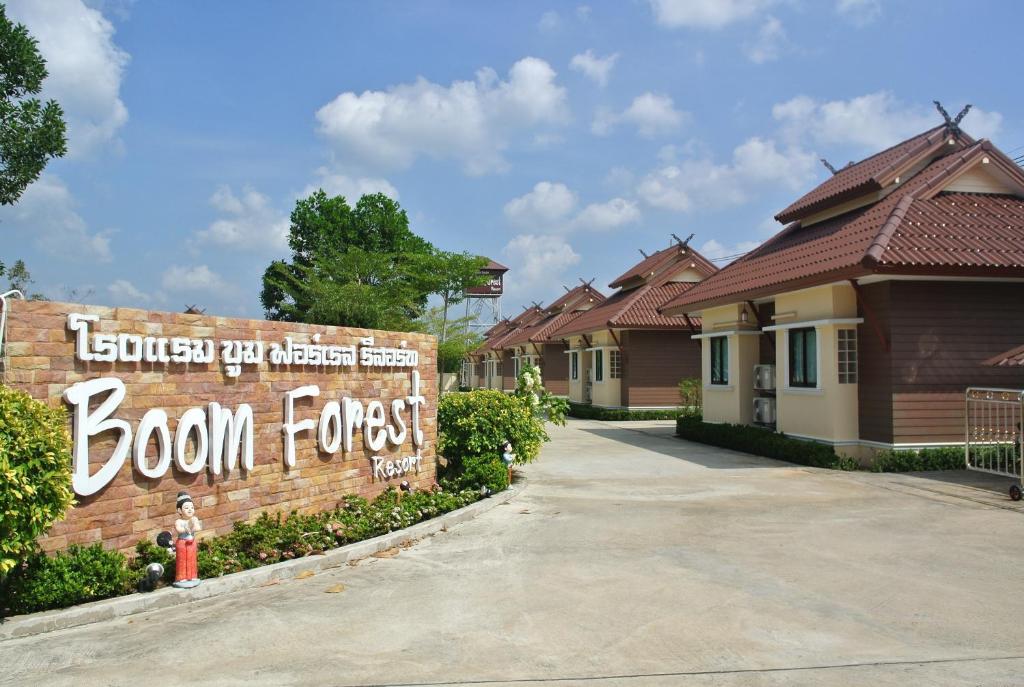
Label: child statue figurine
xmin=501 ymin=441 xmax=515 ymax=487
xmin=172 ymin=491 xmax=202 ymax=588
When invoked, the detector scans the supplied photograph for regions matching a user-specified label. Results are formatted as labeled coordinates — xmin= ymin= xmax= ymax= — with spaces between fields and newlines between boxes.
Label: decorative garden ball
xmin=172 ymin=491 xmax=202 ymax=589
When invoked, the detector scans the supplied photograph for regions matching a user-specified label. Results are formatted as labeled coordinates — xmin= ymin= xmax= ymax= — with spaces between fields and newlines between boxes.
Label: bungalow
xmin=471 ymin=305 xmax=546 ymax=391
xmin=494 ymin=282 xmax=606 ymax=396
xmin=550 ymin=240 xmax=718 ymax=409
xmin=660 ymin=118 xmax=1024 ymax=458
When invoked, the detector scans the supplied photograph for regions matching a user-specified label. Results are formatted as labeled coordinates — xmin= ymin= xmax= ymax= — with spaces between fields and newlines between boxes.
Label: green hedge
xmin=440 ymin=454 xmax=510 ymax=493
xmin=870 ymin=447 xmax=966 ymax=472
xmin=675 ymin=416 xmax=859 ymax=471
xmin=1 ymin=485 xmax=489 ymax=617
xmin=569 ymin=402 xmax=683 ymax=421
xmin=0 ymin=385 xmax=75 ymax=575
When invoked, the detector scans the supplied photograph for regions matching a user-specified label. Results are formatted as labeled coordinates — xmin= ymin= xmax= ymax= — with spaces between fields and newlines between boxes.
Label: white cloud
xmin=192 ymin=186 xmax=289 ymax=253
xmin=745 ymin=16 xmax=786 ymax=64
xmin=572 ymin=198 xmax=641 ymax=231
xmin=315 ymin=57 xmax=569 ymax=175
xmin=161 ymin=265 xmax=229 ymax=293
xmin=648 ymin=0 xmax=772 ymax=29
xmin=504 ymin=181 xmax=641 ymax=232
xmin=504 ymin=182 xmax=578 ymax=228
xmin=576 ymin=5 xmax=592 ymax=20
xmin=0 ymin=174 xmax=112 ymax=261
xmin=7 ymin=0 xmax=130 ymax=157
xmin=836 ymin=0 xmax=881 ymax=26
xmin=570 ymin=50 xmax=620 ymax=87
xmin=300 ymin=168 xmax=399 ymax=202
xmin=773 ymin=92 xmax=1002 ymax=150
xmin=107 ymin=279 xmax=150 ymax=304
xmin=593 ymin=92 xmax=687 ymax=138
xmin=637 ymin=137 xmax=817 ymax=212
xmin=698 ymin=239 xmax=761 ymax=263
xmin=538 ymin=10 xmax=560 ymax=32
xmin=502 ymin=234 xmax=581 ymax=288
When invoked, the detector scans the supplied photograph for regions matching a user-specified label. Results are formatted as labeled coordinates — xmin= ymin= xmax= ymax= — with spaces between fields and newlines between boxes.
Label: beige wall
xmin=699 ymin=304 xmax=760 ymax=425
xmin=566 ymin=335 xmax=590 ymax=404
xmin=772 ymin=284 xmax=860 ymax=443
xmin=587 ymin=330 xmax=622 ymax=408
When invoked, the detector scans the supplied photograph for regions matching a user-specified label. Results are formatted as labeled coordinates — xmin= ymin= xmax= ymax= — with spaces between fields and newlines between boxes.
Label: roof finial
xmin=934 ymin=101 xmax=972 ymax=137
xmin=578 ymin=277 xmax=595 ymax=288
xmin=671 ymin=232 xmax=694 ymax=248
xmin=562 ymin=284 xmax=571 ymax=293
xmin=639 ymin=248 xmax=649 ymax=258
xmin=820 ymin=158 xmax=838 ymax=175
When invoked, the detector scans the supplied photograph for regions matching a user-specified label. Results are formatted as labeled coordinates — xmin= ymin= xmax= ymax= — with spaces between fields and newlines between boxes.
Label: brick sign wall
xmin=2 ymin=300 xmax=438 ymax=554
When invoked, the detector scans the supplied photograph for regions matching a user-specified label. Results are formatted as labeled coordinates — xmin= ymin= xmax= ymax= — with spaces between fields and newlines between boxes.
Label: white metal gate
xmin=965 ymin=387 xmax=1024 ymax=499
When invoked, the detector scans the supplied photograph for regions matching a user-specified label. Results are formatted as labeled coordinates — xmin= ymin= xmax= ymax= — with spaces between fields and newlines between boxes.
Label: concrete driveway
xmin=3 ymin=418 xmax=1024 ymax=686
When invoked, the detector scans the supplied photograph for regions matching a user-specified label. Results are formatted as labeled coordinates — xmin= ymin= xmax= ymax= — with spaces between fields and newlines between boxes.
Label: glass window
xmin=513 ymin=356 xmax=520 ymax=378
xmin=789 ymin=328 xmax=817 ymax=388
xmin=610 ymin=350 xmax=622 ymax=379
xmin=570 ymin=351 xmax=579 ymax=380
xmin=838 ymin=329 xmax=857 ymax=384
xmin=595 ymin=349 xmax=604 ymax=382
xmin=496 ymin=361 xmax=503 ymax=377
xmin=710 ymin=337 xmax=729 ymax=385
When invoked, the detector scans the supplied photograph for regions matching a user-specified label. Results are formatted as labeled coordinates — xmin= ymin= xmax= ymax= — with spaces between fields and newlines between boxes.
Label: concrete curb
xmin=0 ymin=482 xmax=523 ymax=641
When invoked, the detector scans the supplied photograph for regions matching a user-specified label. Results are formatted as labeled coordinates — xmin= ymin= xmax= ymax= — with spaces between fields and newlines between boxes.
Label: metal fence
xmin=965 ymin=387 xmax=1024 ymax=498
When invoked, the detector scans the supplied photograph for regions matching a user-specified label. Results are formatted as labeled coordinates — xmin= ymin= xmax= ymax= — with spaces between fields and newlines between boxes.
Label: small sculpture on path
xmin=501 ymin=440 xmax=515 ymax=487
xmin=172 ymin=491 xmax=202 ymax=589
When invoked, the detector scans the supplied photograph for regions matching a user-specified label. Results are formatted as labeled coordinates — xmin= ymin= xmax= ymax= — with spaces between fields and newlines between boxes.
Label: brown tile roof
xmin=552 ymin=254 xmax=710 ymax=338
xmin=499 ymin=284 xmax=607 ymax=348
xmin=775 ymin=125 xmax=954 ymax=224
xmin=609 ymin=243 xmax=718 ymax=289
xmin=482 ymin=258 xmax=509 ymax=272
xmin=983 ymin=343 xmax=1024 ymax=367
xmin=480 ymin=306 xmax=546 ymax=351
xmin=662 ymin=137 xmax=1024 ymax=314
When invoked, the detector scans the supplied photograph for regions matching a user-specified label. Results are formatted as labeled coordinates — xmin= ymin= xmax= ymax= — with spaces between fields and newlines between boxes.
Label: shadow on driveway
xmin=576 ymin=424 xmax=789 ymax=470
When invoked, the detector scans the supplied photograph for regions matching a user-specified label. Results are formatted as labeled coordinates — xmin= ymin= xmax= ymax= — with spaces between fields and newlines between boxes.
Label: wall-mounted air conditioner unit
xmin=753 ymin=397 xmax=777 ymax=425
xmin=753 ymin=364 xmax=776 ymax=391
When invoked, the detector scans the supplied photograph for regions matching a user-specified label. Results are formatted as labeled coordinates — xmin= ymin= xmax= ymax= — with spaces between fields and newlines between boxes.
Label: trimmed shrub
xmin=569 ymin=402 xmax=682 ymax=421
xmin=441 ymin=454 xmax=509 ymax=493
xmin=438 ymin=389 xmax=547 ymax=464
xmin=0 ymin=544 xmax=132 ymax=615
xmin=3 ymin=485 xmax=487 ymax=616
xmin=871 ymin=447 xmax=966 ymax=472
xmin=675 ymin=416 xmax=859 ymax=471
xmin=0 ymin=385 xmax=75 ymax=575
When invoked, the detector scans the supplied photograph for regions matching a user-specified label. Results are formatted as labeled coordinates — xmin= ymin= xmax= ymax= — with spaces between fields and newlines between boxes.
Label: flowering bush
xmin=438 ymin=389 xmax=548 ymax=464
xmin=515 ymin=363 xmax=568 ymax=426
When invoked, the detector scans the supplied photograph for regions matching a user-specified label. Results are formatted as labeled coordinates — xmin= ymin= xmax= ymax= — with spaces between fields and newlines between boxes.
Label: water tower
xmin=464 ymin=258 xmax=507 ymax=332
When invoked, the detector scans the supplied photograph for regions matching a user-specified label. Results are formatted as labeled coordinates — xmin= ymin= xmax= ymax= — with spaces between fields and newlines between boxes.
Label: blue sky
xmin=2 ymin=0 xmax=1019 ymax=318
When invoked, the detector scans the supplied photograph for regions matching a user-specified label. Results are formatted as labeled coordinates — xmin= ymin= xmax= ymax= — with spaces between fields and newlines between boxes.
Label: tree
xmin=419 ymin=306 xmax=483 ymax=373
xmin=0 ymin=258 xmax=44 ymax=300
xmin=260 ymin=190 xmax=435 ymax=329
xmin=412 ymin=250 xmax=489 ymax=343
xmin=0 ymin=4 xmax=67 ymax=205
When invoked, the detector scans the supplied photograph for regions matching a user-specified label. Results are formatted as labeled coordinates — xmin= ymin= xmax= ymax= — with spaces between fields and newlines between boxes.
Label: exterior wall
xmin=888 ymin=281 xmax=1024 ymax=444
xmin=565 ymin=335 xmax=590 ymax=404
xmin=773 ymin=284 xmax=860 ymax=443
xmin=699 ymin=304 xmax=760 ymax=424
xmin=501 ymin=350 xmax=516 ymax=391
xmin=539 ymin=342 xmax=569 ymax=396
xmin=3 ymin=300 xmax=438 ymax=554
xmin=587 ymin=330 xmax=621 ymax=408
xmin=857 ymin=282 xmax=893 ymax=443
xmin=620 ymin=330 xmax=700 ymax=408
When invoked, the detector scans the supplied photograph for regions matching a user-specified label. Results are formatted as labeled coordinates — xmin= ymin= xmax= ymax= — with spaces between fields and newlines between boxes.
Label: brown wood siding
xmin=621 ymin=330 xmax=701 ymax=408
xmin=856 ymin=281 xmax=894 ymax=444
xmin=539 ymin=342 xmax=569 ymax=395
xmin=889 ymin=281 xmax=1024 ymax=443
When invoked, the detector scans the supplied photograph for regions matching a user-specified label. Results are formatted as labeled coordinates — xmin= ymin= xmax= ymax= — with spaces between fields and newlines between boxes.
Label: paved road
xmin=3 ymin=419 xmax=1024 ymax=686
